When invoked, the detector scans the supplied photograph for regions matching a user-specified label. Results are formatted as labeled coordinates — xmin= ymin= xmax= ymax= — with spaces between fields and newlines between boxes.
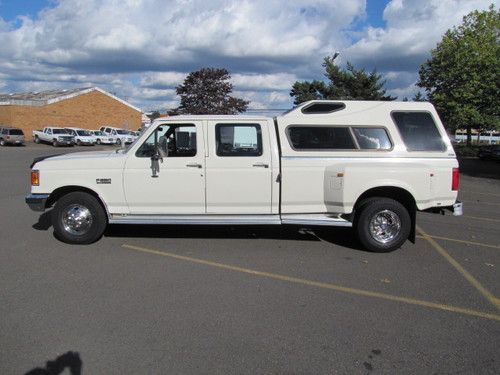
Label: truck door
xmin=123 ymin=121 xmax=205 ymax=214
xmin=206 ymin=120 xmax=273 ymax=214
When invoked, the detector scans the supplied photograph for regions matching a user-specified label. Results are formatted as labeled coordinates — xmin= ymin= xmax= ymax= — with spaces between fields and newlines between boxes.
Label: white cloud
xmin=345 ymin=0 xmax=493 ymax=72
xmin=0 ymin=0 xmax=493 ymax=109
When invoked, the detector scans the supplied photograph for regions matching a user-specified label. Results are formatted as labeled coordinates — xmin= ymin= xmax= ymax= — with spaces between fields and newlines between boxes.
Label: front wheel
xmin=52 ymin=139 xmax=58 ymax=147
xmin=34 ymin=136 xmax=40 ymax=144
xmin=0 ymin=139 xmax=5 ymax=146
xmin=52 ymin=192 xmax=107 ymax=244
xmin=355 ymin=198 xmax=411 ymax=253
xmin=115 ymin=138 xmax=121 ymax=146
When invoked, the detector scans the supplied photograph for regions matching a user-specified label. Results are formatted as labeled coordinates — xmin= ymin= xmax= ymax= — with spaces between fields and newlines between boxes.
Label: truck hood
xmin=32 ymin=150 xmax=127 ymax=170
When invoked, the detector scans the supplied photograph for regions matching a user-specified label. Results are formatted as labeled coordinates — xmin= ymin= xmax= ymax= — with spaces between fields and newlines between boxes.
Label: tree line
xmin=155 ymin=6 xmax=498 ymax=146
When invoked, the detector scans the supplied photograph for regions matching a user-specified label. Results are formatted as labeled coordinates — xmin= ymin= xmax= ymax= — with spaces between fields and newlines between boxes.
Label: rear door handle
xmin=252 ymin=162 xmax=269 ymax=168
xmin=186 ymin=163 xmax=203 ymax=168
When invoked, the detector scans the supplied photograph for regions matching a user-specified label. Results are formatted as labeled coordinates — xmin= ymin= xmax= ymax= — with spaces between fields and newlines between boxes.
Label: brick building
xmin=0 ymin=87 xmax=142 ymax=135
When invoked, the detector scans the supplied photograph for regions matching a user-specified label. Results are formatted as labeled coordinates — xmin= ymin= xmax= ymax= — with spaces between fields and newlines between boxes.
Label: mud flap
xmin=409 ymin=207 xmax=416 ymax=243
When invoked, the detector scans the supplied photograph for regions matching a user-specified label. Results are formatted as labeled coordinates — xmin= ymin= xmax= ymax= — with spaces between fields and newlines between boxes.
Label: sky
xmin=0 ymin=0 xmax=495 ymax=112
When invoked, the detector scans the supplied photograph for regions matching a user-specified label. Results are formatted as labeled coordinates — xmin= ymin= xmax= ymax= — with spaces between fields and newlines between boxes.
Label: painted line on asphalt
xmin=122 ymin=243 xmax=500 ymax=322
xmin=463 ymin=191 xmax=500 ymax=198
xmin=415 ymin=235 xmax=500 ymax=250
xmin=417 ymin=225 xmax=500 ymax=311
xmin=462 ymin=215 xmax=500 ymax=223
xmin=461 ymin=200 xmax=500 ymax=206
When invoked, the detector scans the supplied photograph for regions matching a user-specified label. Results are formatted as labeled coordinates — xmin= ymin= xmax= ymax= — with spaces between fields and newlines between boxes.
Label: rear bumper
xmin=25 ymin=194 xmax=50 ymax=212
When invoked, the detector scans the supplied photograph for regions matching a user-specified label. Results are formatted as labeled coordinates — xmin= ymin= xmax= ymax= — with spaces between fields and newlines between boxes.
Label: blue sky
xmin=0 ymin=0 xmax=494 ymax=111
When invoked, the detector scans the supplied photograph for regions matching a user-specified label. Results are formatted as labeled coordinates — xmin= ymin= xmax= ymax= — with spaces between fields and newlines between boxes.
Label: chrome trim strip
xmin=281 ymin=156 xmax=456 ymax=160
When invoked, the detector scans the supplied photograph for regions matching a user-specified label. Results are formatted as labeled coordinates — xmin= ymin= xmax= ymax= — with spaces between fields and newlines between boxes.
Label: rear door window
xmin=215 ymin=124 xmax=263 ymax=156
xmin=392 ymin=112 xmax=446 ymax=151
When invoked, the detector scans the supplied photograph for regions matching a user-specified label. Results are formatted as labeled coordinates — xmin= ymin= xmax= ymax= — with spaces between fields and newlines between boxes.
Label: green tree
xmin=290 ymin=55 xmax=396 ymax=104
xmin=418 ymin=5 xmax=500 ymax=145
xmin=412 ymin=92 xmax=426 ymax=102
xmin=146 ymin=110 xmax=161 ymax=121
xmin=175 ymin=68 xmax=249 ymax=114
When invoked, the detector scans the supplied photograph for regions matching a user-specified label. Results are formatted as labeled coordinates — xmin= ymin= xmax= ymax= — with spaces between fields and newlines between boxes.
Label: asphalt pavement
xmin=0 ymin=143 xmax=499 ymax=374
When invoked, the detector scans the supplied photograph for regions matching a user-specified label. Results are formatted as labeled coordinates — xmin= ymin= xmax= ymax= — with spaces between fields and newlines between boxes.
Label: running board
xmin=108 ymin=214 xmax=282 ymax=225
xmin=281 ymin=214 xmax=352 ymax=227
xmin=109 ymin=213 xmax=352 ymax=227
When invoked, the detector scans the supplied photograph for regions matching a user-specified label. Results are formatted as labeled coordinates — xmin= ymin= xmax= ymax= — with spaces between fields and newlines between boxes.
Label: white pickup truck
xmin=26 ymin=100 xmax=462 ymax=252
xmin=33 ymin=127 xmax=75 ymax=147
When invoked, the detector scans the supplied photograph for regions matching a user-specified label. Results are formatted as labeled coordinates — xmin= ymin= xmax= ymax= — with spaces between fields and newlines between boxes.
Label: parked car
xmin=477 ymin=144 xmax=500 ymax=160
xmin=99 ymin=126 xmax=134 ymax=145
xmin=0 ymin=127 xmax=25 ymax=146
xmin=32 ymin=127 xmax=75 ymax=147
xmin=65 ymin=128 xmax=96 ymax=146
xmin=27 ymin=100 xmax=462 ymax=252
xmin=91 ymin=130 xmax=116 ymax=145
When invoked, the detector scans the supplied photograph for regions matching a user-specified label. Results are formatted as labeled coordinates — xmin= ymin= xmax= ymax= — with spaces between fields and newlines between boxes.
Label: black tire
xmin=0 ymin=139 xmax=5 ymax=146
xmin=34 ymin=136 xmax=40 ymax=144
xmin=52 ymin=192 xmax=107 ymax=244
xmin=52 ymin=139 xmax=58 ymax=147
xmin=96 ymin=138 xmax=101 ymax=145
xmin=76 ymin=139 xmax=82 ymax=146
xmin=116 ymin=138 xmax=121 ymax=146
xmin=355 ymin=198 xmax=411 ymax=253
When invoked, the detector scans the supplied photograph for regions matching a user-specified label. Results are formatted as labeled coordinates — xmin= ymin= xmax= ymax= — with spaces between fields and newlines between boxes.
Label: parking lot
xmin=1 ymin=142 xmax=499 ymax=374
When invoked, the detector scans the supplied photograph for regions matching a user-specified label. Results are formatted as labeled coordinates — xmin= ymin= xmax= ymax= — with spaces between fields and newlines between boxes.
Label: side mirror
xmin=150 ymin=128 xmax=163 ymax=178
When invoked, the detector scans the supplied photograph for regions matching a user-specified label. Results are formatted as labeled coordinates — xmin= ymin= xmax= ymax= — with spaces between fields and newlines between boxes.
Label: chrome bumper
xmin=25 ymin=194 xmax=50 ymax=212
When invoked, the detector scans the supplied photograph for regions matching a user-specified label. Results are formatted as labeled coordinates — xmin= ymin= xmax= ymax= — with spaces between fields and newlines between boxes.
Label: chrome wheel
xmin=62 ymin=204 xmax=93 ymax=235
xmin=369 ymin=209 xmax=401 ymax=244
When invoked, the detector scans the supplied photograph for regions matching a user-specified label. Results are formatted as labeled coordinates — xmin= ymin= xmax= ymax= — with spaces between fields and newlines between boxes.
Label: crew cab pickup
xmin=33 ymin=127 xmax=75 ymax=147
xmin=26 ymin=100 xmax=462 ymax=252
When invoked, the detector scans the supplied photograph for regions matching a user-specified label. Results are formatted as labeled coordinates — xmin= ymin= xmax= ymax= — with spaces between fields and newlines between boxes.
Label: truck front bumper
xmin=26 ymin=194 xmax=50 ymax=212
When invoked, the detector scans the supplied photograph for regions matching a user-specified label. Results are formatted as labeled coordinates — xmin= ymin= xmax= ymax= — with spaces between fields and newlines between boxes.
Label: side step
xmin=109 ymin=213 xmax=352 ymax=227
xmin=281 ymin=214 xmax=352 ymax=227
xmin=109 ymin=214 xmax=282 ymax=225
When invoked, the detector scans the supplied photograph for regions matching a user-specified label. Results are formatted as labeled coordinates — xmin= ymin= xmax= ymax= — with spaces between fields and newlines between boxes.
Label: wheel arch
xmin=47 ymin=186 xmax=109 ymax=216
xmin=353 ymin=186 xmax=417 ymax=243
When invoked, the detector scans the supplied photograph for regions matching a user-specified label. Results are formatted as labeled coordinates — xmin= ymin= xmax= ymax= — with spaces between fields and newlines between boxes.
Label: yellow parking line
xmin=462 ymin=215 xmax=500 ymax=223
xmin=122 ymin=244 xmax=500 ymax=322
xmin=461 ymin=200 xmax=500 ymax=206
xmin=417 ymin=226 xmax=500 ymax=311
xmin=463 ymin=191 xmax=500 ymax=198
xmin=415 ymin=235 xmax=500 ymax=249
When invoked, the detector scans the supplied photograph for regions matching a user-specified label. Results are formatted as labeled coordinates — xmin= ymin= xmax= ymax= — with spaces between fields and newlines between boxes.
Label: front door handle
xmin=186 ymin=163 xmax=203 ymax=168
xmin=252 ymin=162 xmax=269 ymax=168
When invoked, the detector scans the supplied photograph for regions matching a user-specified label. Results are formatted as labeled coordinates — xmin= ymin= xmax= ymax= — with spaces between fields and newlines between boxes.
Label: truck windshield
xmin=116 ymin=130 xmax=128 ymax=135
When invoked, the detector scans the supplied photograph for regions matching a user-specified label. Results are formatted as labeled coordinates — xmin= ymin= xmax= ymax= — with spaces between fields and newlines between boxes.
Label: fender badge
xmin=96 ymin=178 xmax=111 ymax=184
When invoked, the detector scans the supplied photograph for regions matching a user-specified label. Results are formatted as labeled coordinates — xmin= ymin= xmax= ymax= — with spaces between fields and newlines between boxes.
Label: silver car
xmin=0 ymin=127 xmax=25 ymax=146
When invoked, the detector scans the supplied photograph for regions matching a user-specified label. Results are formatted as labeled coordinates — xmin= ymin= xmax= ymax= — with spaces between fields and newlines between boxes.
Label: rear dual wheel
xmin=355 ymin=198 xmax=411 ymax=253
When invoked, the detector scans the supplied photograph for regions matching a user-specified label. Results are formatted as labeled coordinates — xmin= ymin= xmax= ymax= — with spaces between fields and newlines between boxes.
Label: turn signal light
xmin=31 ymin=170 xmax=39 ymax=186
xmin=451 ymin=168 xmax=459 ymax=191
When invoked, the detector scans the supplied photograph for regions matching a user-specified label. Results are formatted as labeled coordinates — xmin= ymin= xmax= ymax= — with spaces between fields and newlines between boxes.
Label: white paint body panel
xmin=30 ymin=101 xmax=459 ymax=224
